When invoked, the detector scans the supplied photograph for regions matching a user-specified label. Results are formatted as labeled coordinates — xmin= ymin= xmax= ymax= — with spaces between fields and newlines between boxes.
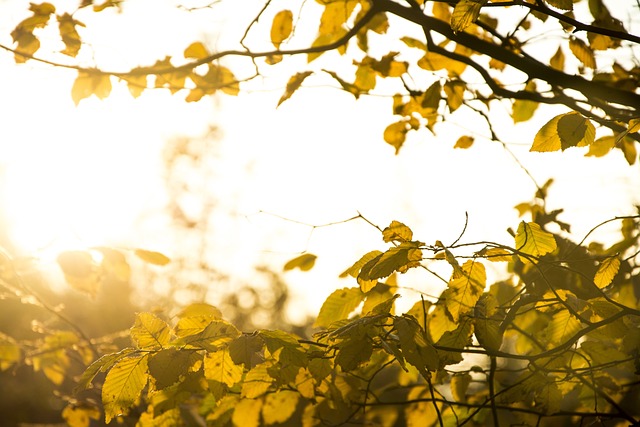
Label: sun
xmin=0 ymin=61 xmax=214 ymax=259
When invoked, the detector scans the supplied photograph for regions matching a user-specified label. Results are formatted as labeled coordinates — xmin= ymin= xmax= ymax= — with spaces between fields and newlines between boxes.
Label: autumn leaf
xmin=57 ymin=13 xmax=84 ymax=57
xmin=512 ymin=81 xmax=538 ymax=123
xmin=451 ymin=373 xmax=472 ymax=402
xmin=262 ymin=390 xmax=299 ymax=424
xmin=454 ymin=135 xmax=474 ymax=149
xmin=384 ymin=120 xmax=410 ymax=154
xmin=450 ymin=0 xmax=487 ymax=33
xmin=515 ymin=221 xmax=557 ymax=261
xmin=278 ymin=71 xmax=313 ymax=107
xmin=314 ymin=287 xmax=364 ymax=328
xmin=184 ymin=41 xmax=209 ymax=59
xmin=102 ymin=354 xmax=149 ymax=423
xmin=71 ymin=71 xmax=112 ymax=105
xmin=593 ymin=256 xmax=620 ymax=288
xmin=544 ymin=0 xmax=573 ymax=11
xmin=134 ymin=249 xmax=170 ymax=266
xmin=283 ymin=253 xmax=317 ymax=271
xmin=62 ymin=405 xmax=100 ymax=427
xmin=130 ymin=312 xmax=170 ymax=350
xmin=204 ymin=348 xmax=243 ymax=387
xmin=569 ymin=36 xmax=596 ymax=69
xmin=271 ymin=10 xmax=293 ymax=48
xmin=382 ymin=220 xmax=413 ymax=243
xmin=549 ymin=46 xmax=565 ymax=71
xmin=531 ymin=112 xmax=594 ymax=152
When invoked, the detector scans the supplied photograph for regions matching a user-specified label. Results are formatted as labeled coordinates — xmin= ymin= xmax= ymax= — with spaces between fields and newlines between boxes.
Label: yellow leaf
xmin=585 ymin=135 xmax=616 ymax=157
xmin=262 ymin=390 xmax=299 ymax=424
xmin=177 ymin=302 xmax=222 ymax=319
xmin=548 ymin=309 xmax=582 ymax=346
xmin=96 ymin=247 xmax=131 ymax=282
xmin=102 ymin=354 xmax=149 ymax=424
xmin=184 ymin=41 xmax=209 ymax=59
xmin=401 ymin=36 xmax=426 ymax=50
xmin=71 ymin=71 xmax=112 ymax=105
xmin=450 ymin=0 xmax=487 ymax=33
xmin=384 ymin=120 xmax=409 ymax=154
xmin=512 ymin=81 xmax=538 ymax=123
xmin=444 ymin=80 xmax=465 ymax=111
xmin=569 ymin=36 xmax=596 ymax=69
xmin=594 ymin=257 xmax=620 ymax=288
xmin=134 ymin=249 xmax=170 ymax=266
xmin=544 ymin=0 xmax=573 ymax=11
xmin=451 ymin=373 xmax=472 ymax=402
xmin=620 ymin=137 xmax=637 ymax=165
xmin=454 ymin=135 xmax=474 ymax=149
xmin=278 ymin=71 xmax=313 ymax=107
xmin=514 ymin=221 xmax=557 ymax=261
xmin=628 ymin=118 xmax=640 ymax=134
xmin=242 ymin=362 xmax=274 ymax=398
xmin=232 ymin=398 xmax=263 ymax=427
xmin=271 ymin=10 xmax=293 ymax=48
xmin=56 ymin=251 xmax=100 ymax=296
xmin=549 ymin=46 xmax=564 ymax=71
xmin=57 ymin=13 xmax=84 ymax=58
xmin=531 ymin=112 xmax=594 ymax=152
xmin=204 ymin=349 xmax=243 ymax=387
xmin=360 ymin=243 xmax=423 ymax=280
xmin=62 ymin=405 xmax=100 ymax=427
xmin=482 ymin=247 xmax=512 ymax=262
xmin=557 ymin=112 xmax=595 ymax=149
xmin=283 ymin=253 xmax=317 ymax=272
xmin=130 ymin=312 xmax=170 ymax=350
xmin=0 ymin=333 xmax=21 ymax=371
xmin=314 ymin=287 xmax=363 ymax=328
xmin=382 ymin=220 xmax=413 ymax=243
xmin=446 ymin=260 xmax=486 ymax=322
xmin=339 ymin=250 xmax=383 ymax=278
xmin=432 ymin=1 xmax=451 ymax=22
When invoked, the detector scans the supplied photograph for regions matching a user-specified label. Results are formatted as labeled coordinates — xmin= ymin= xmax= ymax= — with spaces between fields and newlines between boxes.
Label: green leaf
xmin=262 ymin=390 xmax=299 ymax=424
xmin=204 ymin=348 xmax=243 ymax=387
xmin=134 ymin=249 xmax=170 ymax=266
xmin=314 ymin=287 xmax=364 ymax=328
xmin=283 ymin=253 xmax=317 ymax=272
xmin=130 ymin=312 xmax=170 ymax=350
xmin=271 ymin=10 xmax=293 ymax=48
xmin=278 ymin=71 xmax=313 ymax=107
xmin=515 ymin=221 xmax=557 ymax=261
xmin=450 ymin=0 xmax=487 ymax=33
xmin=382 ymin=220 xmax=413 ymax=243
xmin=102 ymin=354 xmax=149 ymax=424
xmin=593 ymin=256 xmax=620 ymax=288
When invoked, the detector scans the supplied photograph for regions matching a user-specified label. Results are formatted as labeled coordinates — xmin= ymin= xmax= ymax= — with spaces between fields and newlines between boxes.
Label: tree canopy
xmin=1 ymin=0 xmax=639 ymax=426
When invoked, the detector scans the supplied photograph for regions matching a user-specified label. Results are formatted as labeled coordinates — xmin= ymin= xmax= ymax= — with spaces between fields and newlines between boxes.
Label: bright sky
xmin=0 ymin=0 xmax=638 ymax=320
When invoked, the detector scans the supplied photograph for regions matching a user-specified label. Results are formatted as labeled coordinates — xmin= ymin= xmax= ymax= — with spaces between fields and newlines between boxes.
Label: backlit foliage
xmin=2 ymin=0 xmax=640 ymax=425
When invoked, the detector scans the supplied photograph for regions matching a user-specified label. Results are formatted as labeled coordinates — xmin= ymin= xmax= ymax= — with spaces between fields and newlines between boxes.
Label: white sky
xmin=0 ymin=0 xmax=638 ymax=320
